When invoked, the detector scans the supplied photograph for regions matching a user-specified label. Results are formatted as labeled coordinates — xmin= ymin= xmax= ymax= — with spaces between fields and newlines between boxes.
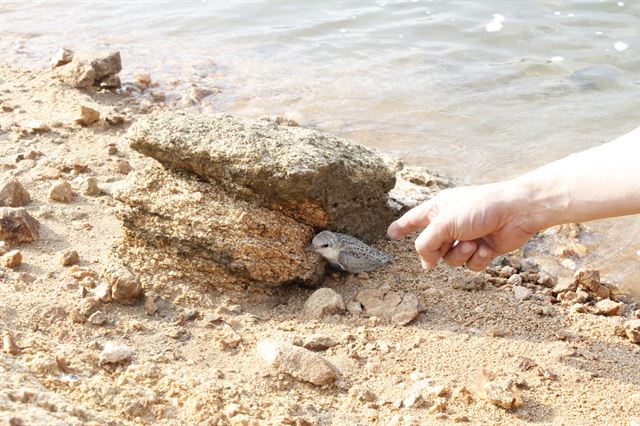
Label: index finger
xmin=387 ymin=198 xmax=437 ymax=239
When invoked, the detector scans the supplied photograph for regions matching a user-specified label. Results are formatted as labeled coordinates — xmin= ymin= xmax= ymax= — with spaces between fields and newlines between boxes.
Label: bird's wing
xmin=337 ymin=247 xmax=366 ymax=273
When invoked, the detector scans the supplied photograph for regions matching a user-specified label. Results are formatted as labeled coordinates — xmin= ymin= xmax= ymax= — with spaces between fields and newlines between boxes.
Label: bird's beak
xmin=304 ymin=245 xmax=316 ymax=252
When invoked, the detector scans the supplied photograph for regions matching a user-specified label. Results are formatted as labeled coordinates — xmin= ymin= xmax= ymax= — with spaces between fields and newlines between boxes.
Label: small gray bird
xmin=305 ymin=230 xmax=392 ymax=273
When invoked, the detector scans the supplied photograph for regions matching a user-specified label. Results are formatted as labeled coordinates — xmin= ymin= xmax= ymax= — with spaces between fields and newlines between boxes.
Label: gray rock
xmin=388 ymin=166 xmax=452 ymax=212
xmin=127 ymin=112 xmax=395 ymax=243
xmin=507 ymin=274 xmax=523 ymax=287
xmin=84 ymin=51 xmax=122 ymax=81
xmin=513 ymin=285 xmax=532 ymax=301
xmin=346 ymin=301 xmax=363 ymax=315
xmin=88 ymin=311 xmax=108 ymax=326
xmin=303 ymin=288 xmax=345 ymax=318
xmin=257 ymin=340 xmax=337 ymax=385
xmin=0 ymin=207 xmax=39 ymax=243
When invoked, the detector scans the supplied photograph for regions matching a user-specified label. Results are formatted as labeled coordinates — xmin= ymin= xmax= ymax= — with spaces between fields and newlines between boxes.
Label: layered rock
xmin=113 ymin=165 xmax=324 ymax=287
xmin=127 ymin=112 xmax=396 ymax=243
xmin=113 ymin=112 xmax=400 ymax=288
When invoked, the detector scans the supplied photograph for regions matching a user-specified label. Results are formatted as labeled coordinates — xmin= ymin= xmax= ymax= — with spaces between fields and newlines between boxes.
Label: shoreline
xmin=0 ymin=55 xmax=638 ymax=425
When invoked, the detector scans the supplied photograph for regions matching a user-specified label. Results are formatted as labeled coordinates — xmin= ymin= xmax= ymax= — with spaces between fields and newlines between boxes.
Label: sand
xmin=0 ymin=61 xmax=639 ymax=426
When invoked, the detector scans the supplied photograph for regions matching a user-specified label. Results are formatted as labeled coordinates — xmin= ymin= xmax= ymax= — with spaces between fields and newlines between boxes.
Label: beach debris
xmin=303 ymin=288 xmax=345 ymax=318
xmin=69 ymin=308 xmax=87 ymax=324
xmin=575 ymin=268 xmax=600 ymax=292
xmin=143 ymin=293 xmax=159 ymax=316
xmin=115 ymin=159 xmax=133 ymax=174
xmin=134 ymin=70 xmax=151 ymax=89
xmin=454 ymin=274 xmax=486 ymax=291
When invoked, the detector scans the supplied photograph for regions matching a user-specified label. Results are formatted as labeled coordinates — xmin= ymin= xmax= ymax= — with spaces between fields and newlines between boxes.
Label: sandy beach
xmin=0 ymin=53 xmax=639 ymax=426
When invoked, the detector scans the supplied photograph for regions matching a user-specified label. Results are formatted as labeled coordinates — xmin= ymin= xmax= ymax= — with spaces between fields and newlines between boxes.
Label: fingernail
xmin=420 ymin=258 xmax=430 ymax=270
xmin=478 ymin=246 xmax=490 ymax=259
xmin=461 ymin=242 xmax=474 ymax=255
xmin=387 ymin=224 xmax=399 ymax=239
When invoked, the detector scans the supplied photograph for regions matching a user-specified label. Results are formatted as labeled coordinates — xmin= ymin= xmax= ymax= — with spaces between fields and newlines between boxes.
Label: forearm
xmin=509 ymin=127 xmax=640 ymax=231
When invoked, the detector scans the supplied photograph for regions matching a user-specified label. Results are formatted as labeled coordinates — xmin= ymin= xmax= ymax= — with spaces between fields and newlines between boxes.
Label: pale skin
xmin=387 ymin=127 xmax=640 ymax=271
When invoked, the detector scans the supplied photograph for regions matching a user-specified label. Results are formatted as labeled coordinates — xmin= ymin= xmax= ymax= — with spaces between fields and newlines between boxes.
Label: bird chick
xmin=305 ymin=230 xmax=392 ymax=273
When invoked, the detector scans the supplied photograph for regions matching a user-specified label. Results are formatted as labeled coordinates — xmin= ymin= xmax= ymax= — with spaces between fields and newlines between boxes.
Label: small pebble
xmin=100 ymin=342 xmax=133 ymax=364
xmin=2 ymin=250 xmax=22 ymax=268
xmin=88 ymin=311 xmax=108 ymax=326
xmin=82 ymin=177 xmax=102 ymax=196
xmin=49 ymin=181 xmax=73 ymax=202
xmin=60 ymin=250 xmax=79 ymax=266
xmin=513 ymin=286 xmax=532 ymax=301
xmin=303 ymin=288 xmax=345 ymax=318
xmin=507 ymin=274 xmax=523 ymax=286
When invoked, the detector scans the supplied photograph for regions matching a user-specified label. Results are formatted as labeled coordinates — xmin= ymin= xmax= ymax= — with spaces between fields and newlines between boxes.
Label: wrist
xmin=503 ymin=168 xmax=570 ymax=233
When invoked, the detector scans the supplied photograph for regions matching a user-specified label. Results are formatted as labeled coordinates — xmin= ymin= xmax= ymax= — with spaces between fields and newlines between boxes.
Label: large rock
xmin=127 ymin=112 xmax=395 ymax=243
xmin=0 ymin=208 xmax=39 ymax=243
xmin=113 ymin=165 xmax=325 ymax=287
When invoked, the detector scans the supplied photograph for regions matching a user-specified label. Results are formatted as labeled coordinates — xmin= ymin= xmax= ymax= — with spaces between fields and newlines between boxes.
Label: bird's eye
xmin=321 ymin=244 xmax=330 ymax=248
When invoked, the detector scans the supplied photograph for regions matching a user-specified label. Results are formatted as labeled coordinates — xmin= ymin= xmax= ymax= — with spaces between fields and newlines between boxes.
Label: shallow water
xmin=1 ymin=0 xmax=639 ymax=296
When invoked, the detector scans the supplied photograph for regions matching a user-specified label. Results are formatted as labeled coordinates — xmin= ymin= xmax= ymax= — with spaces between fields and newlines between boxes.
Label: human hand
xmin=387 ymin=182 xmax=539 ymax=271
